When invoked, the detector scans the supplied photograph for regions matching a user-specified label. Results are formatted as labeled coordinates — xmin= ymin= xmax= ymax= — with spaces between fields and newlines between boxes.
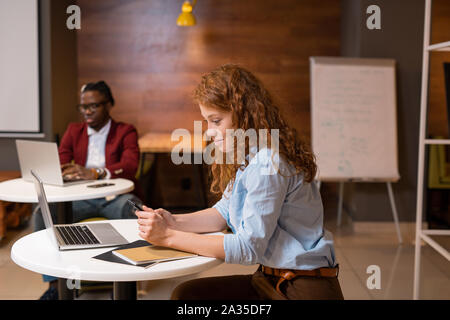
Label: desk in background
xmin=0 ymin=171 xmax=31 ymax=241
xmin=138 ymin=132 xmax=205 ymax=154
xmin=138 ymin=132 xmax=209 ymax=211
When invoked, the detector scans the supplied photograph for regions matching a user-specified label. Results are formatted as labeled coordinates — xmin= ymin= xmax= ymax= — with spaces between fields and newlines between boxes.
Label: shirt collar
xmin=245 ymin=144 xmax=259 ymax=163
xmin=87 ymin=119 xmax=111 ymax=136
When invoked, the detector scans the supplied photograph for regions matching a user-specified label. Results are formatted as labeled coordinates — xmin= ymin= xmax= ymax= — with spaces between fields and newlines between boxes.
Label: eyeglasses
xmin=77 ymin=101 xmax=108 ymax=113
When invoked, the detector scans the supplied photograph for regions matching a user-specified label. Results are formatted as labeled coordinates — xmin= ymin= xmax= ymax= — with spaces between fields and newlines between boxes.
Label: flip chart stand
xmin=338 ymin=181 xmax=402 ymax=244
xmin=318 ymin=180 xmax=402 ymax=244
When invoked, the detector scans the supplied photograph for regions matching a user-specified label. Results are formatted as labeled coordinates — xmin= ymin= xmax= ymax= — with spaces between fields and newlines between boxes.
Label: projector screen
xmin=0 ymin=0 xmax=40 ymax=136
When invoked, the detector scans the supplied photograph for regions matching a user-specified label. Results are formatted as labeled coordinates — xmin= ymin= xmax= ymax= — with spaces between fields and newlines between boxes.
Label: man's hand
xmin=61 ymin=163 xmax=96 ymax=181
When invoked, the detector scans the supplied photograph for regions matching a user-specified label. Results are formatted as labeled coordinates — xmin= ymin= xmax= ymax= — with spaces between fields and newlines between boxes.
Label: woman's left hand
xmin=136 ymin=206 xmax=172 ymax=246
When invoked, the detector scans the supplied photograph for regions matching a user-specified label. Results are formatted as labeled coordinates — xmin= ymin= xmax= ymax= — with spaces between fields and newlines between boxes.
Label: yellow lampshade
xmin=177 ymin=1 xmax=196 ymax=26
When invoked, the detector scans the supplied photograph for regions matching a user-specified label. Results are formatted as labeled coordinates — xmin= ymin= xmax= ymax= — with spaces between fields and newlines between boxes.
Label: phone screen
xmin=127 ymin=199 xmax=143 ymax=211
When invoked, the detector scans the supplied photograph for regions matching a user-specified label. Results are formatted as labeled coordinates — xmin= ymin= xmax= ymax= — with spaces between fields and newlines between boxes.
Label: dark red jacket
xmin=58 ymin=119 xmax=142 ymax=196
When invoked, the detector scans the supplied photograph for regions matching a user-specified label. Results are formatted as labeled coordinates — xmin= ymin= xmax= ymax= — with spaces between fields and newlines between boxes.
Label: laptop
xmin=31 ymin=170 xmax=129 ymax=251
xmin=16 ymin=139 xmax=92 ymax=186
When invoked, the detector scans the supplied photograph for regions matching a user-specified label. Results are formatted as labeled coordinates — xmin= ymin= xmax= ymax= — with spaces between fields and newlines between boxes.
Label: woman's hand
xmin=135 ymin=206 xmax=174 ymax=246
xmin=152 ymin=207 xmax=177 ymax=229
xmin=61 ymin=163 xmax=96 ymax=181
xmin=136 ymin=206 xmax=226 ymax=259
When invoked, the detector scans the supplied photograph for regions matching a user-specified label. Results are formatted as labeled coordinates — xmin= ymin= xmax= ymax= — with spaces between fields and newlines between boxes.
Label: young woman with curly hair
xmin=135 ymin=64 xmax=344 ymax=300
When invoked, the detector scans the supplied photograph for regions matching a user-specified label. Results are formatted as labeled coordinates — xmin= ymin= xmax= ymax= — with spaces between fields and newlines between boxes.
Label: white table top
xmin=0 ymin=178 xmax=134 ymax=203
xmin=11 ymin=220 xmax=223 ymax=282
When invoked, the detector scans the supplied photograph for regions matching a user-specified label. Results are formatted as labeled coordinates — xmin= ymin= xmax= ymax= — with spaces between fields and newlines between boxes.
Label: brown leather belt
xmin=261 ymin=265 xmax=339 ymax=298
xmin=262 ymin=265 xmax=339 ymax=278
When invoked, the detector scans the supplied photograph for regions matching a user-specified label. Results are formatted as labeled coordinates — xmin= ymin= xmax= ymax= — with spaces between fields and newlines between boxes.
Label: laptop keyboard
xmin=56 ymin=225 xmax=100 ymax=245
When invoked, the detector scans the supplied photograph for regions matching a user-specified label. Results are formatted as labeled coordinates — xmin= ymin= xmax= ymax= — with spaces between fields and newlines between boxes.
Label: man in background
xmin=35 ymin=80 xmax=143 ymax=300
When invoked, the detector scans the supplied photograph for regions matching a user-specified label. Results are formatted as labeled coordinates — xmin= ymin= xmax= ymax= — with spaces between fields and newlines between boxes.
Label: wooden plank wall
xmin=76 ymin=0 xmax=341 ymax=139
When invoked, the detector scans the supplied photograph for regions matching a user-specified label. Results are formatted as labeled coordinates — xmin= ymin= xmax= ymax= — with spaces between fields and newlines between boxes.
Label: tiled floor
xmin=0 ymin=200 xmax=449 ymax=300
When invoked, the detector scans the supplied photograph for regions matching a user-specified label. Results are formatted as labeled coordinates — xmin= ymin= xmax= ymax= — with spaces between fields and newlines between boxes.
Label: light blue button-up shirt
xmin=213 ymin=147 xmax=337 ymax=270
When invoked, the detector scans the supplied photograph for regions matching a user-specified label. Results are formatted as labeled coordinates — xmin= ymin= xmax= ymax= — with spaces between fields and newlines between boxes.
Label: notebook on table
xmin=112 ymin=245 xmax=197 ymax=266
xmin=92 ymin=240 xmax=157 ymax=268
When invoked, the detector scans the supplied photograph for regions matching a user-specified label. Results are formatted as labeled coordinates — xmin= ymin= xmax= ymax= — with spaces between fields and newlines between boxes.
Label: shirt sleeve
xmin=212 ymin=184 xmax=232 ymax=222
xmin=103 ymin=168 xmax=111 ymax=180
xmin=106 ymin=125 xmax=140 ymax=180
xmin=58 ymin=124 xmax=75 ymax=165
xmin=223 ymin=156 xmax=290 ymax=265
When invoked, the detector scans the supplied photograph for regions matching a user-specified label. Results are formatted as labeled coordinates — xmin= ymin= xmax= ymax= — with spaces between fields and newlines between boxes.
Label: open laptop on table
xmin=31 ymin=170 xmax=128 ymax=251
xmin=16 ymin=139 xmax=92 ymax=187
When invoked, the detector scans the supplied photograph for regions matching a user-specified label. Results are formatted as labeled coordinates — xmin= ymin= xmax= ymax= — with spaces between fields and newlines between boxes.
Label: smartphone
xmin=127 ymin=199 xmax=144 ymax=212
xmin=87 ymin=183 xmax=115 ymax=188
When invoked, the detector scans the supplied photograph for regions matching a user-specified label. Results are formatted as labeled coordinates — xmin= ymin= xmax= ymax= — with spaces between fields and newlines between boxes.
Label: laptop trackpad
xmin=89 ymin=223 xmax=128 ymax=244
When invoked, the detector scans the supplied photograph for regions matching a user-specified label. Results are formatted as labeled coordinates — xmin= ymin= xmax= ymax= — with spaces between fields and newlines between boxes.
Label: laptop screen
xmin=16 ymin=140 xmax=64 ymax=186
xmin=30 ymin=170 xmax=58 ymax=246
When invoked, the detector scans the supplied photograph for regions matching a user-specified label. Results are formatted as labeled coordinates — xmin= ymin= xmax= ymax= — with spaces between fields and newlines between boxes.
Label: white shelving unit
xmin=413 ymin=0 xmax=450 ymax=300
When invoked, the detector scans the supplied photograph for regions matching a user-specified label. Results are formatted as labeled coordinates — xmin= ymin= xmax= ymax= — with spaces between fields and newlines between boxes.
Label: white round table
xmin=0 ymin=178 xmax=134 ymax=203
xmin=11 ymin=220 xmax=223 ymax=299
xmin=0 ymin=177 xmax=135 ymax=299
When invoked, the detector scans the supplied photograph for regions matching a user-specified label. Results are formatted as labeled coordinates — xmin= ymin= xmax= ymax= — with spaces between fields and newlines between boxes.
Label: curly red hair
xmin=194 ymin=64 xmax=317 ymax=195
